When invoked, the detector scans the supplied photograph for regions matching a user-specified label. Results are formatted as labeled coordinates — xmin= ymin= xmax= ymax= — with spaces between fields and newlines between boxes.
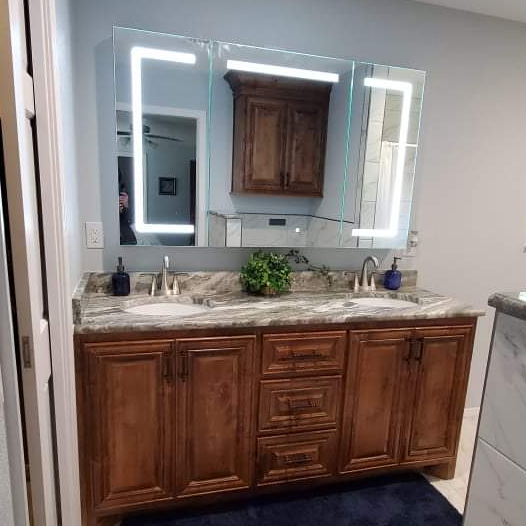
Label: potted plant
xmin=240 ymin=251 xmax=292 ymax=296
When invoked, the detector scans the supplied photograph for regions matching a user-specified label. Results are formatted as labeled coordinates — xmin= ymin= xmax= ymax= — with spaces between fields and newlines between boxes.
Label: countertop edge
xmin=488 ymin=292 xmax=526 ymax=322
xmin=74 ymin=309 xmax=484 ymax=335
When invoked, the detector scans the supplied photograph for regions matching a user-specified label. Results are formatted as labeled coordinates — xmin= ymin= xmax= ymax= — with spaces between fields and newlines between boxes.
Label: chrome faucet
xmin=357 ymin=255 xmax=379 ymax=292
xmin=151 ymin=256 xmax=180 ymax=296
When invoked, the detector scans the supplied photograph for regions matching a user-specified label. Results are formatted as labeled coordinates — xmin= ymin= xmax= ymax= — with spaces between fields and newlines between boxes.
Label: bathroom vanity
xmin=74 ymin=272 xmax=482 ymax=526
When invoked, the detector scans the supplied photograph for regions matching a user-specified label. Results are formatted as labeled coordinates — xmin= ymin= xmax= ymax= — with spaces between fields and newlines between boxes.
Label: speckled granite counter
xmin=488 ymin=292 xmax=526 ymax=321
xmin=73 ymin=271 xmax=484 ymax=334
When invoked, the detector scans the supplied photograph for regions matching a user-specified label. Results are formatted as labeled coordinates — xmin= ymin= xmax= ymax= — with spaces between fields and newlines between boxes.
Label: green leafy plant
xmin=240 ymin=251 xmax=292 ymax=296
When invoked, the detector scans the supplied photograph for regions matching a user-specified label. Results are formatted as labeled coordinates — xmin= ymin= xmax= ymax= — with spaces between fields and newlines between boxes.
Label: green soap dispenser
xmin=384 ymin=257 xmax=402 ymax=290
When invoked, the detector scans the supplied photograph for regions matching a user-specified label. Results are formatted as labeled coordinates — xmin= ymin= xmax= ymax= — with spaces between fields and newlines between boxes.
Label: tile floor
xmin=424 ymin=409 xmax=479 ymax=512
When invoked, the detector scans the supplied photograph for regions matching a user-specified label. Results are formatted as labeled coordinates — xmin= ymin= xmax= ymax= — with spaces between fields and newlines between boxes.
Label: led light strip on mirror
xmin=352 ymin=77 xmax=413 ymax=239
xmin=131 ymin=46 xmax=196 ymax=234
xmin=226 ymin=59 xmax=340 ymax=83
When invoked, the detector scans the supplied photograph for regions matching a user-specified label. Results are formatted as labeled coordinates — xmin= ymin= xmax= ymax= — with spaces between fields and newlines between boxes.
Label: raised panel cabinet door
xmin=85 ymin=340 xmax=175 ymax=512
xmin=284 ymin=102 xmax=327 ymax=196
xmin=243 ymin=97 xmax=286 ymax=192
xmin=176 ymin=336 xmax=256 ymax=497
xmin=401 ymin=326 xmax=474 ymax=463
xmin=339 ymin=330 xmax=411 ymax=473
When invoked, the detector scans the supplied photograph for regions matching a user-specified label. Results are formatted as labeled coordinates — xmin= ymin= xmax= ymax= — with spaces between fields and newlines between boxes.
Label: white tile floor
xmin=424 ymin=409 xmax=479 ymax=512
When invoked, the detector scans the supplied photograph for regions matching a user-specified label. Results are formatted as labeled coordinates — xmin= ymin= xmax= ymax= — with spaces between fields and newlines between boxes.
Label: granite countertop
xmin=489 ymin=292 xmax=526 ymax=321
xmin=74 ymin=271 xmax=485 ymax=334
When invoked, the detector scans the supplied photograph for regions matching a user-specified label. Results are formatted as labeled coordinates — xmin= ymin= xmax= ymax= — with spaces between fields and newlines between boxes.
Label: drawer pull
xmin=284 ymin=350 xmax=322 ymax=361
xmin=287 ymin=398 xmax=319 ymax=412
xmin=283 ymin=453 xmax=313 ymax=465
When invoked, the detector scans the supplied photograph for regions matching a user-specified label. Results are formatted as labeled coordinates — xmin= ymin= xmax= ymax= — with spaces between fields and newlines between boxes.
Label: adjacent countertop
xmin=488 ymin=292 xmax=526 ymax=321
xmin=73 ymin=271 xmax=485 ymax=334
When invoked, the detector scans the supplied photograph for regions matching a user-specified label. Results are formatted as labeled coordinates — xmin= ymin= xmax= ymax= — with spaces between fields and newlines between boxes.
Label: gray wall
xmin=55 ymin=0 xmax=82 ymax=293
xmin=66 ymin=0 xmax=526 ymax=407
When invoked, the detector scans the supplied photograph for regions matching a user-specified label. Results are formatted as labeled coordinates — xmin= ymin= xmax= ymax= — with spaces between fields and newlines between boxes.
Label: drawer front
xmin=257 ymin=430 xmax=337 ymax=485
xmin=259 ymin=376 xmax=341 ymax=432
xmin=262 ymin=331 xmax=346 ymax=376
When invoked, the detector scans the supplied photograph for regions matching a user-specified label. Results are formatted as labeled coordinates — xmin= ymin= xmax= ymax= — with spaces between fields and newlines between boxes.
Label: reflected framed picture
xmin=159 ymin=177 xmax=176 ymax=195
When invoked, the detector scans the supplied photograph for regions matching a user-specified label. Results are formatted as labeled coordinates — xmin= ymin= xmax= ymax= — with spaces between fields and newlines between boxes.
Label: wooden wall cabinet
xmin=76 ymin=319 xmax=476 ymax=525
xmin=225 ymin=72 xmax=331 ymax=197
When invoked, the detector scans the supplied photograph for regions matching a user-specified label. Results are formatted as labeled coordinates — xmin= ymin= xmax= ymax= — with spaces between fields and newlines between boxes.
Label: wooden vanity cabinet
xmin=225 ymin=71 xmax=330 ymax=197
xmin=76 ymin=319 xmax=476 ymax=525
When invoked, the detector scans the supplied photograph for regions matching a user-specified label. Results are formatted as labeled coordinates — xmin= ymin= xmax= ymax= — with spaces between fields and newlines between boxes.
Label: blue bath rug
xmin=122 ymin=472 xmax=462 ymax=526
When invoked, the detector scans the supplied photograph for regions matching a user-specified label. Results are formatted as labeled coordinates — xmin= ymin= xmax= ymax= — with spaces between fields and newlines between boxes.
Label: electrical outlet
xmin=85 ymin=222 xmax=104 ymax=249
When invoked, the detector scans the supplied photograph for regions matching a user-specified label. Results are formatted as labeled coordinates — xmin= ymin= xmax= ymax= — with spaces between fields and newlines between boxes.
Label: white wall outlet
xmin=85 ymin=222 xmax=104 ymax=249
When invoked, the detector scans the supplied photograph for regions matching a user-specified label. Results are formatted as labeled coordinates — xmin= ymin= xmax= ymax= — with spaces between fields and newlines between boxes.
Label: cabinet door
xmin=243 ymin=97 xmax=286 ymax=192
xmin=176 ymin=336 xmax=255 ymax=497
xmin=284 ymin=102 xmax=327 ymax=195
xmin=85 ymin=340 xmax=175 ymax=511
xmin=401 ymin=326 xmax=473 ymax=463
xmin=339 ymin=330 xmax=411 ymax=473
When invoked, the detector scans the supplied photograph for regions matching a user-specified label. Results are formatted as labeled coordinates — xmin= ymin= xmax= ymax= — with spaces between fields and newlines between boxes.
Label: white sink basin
xmin=124 ymin=302 xmax=209 ymax=317
xmin=347 ymin=297 xmax=417 ymax=309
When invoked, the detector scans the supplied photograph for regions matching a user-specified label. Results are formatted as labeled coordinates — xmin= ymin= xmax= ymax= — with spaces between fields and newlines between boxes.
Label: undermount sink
xmin=124 ymin=302 xmax=209 ymax=317
xmin=346 ymin=297 xmax=418 ymax=309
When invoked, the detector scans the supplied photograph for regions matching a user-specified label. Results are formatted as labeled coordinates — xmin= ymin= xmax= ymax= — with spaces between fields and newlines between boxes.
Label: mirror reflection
xmin=112 ymin=27 xmax=425 ymax=249
xmin=113 ymin=28 xmax=208 ymax=246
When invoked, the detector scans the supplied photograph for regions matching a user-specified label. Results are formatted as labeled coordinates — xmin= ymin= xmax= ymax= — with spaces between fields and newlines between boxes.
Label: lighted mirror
xmin=112 ymin=27 xmax=426 ymax=249
xmin=113 ymin=27 xmax=209 ymax=246
xmin=208 ymin=41 xmax=354 ymax=248
xmin=342 ymin=63 xmax=425 ymax=248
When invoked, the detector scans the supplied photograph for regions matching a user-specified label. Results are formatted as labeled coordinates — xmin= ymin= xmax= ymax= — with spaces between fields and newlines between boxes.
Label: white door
xmin=0 ymin=0 xmax=58 ymax=524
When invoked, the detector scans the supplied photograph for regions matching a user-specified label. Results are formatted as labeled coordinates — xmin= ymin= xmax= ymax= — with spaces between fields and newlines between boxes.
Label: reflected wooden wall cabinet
xmin=75 ymin=320 xmax=476 ymax=526
xmin=225 ymin=71 xmax=331 ymax=197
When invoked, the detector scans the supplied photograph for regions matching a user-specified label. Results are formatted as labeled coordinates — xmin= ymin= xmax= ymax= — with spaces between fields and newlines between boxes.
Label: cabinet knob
xmin=180 ymin=351 xmax=189 ymax=382
xmin=408 ymin=338 xmax=424 ymax=362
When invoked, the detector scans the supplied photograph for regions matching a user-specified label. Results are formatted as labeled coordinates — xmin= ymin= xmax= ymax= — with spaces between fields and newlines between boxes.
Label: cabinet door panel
xmin=176 ymin=336 xmax=255 ymax=497
xmin=244 ymin=97 xmax=285 ymax=192
xmin=402 ymin=326 xmax=473 ymax=462
xmin=285 ymin=102 xmax=327 ymax=195
xmin=340 ymin=330 xmax=411 ymax=473
xmin=85 ymin=341 xmax=175 ymax=511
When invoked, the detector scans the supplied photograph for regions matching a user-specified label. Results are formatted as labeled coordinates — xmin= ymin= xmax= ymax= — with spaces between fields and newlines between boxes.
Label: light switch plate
xmin=85 ymin=222 xmax=104 ymax=249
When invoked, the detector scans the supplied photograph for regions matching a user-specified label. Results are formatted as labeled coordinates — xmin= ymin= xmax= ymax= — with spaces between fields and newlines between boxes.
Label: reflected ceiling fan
xmin=117 ymin=123 xmax=182 ymax=147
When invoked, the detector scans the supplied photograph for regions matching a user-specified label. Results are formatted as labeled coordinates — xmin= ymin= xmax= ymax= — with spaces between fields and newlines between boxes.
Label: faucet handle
xmin=370 ymin=273 xmax=376 ymax=292
xmin=150 ymin=276 xmax=156 ymax=296
xmin=353 ymin=273 xmax=360 ymax=293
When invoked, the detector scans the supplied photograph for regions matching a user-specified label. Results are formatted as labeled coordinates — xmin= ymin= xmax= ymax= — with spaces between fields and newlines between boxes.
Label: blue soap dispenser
xmin=112 ymin=257 xmax=131 ymax=296
xmin=384 ymin=257 xmax=402 ymax=291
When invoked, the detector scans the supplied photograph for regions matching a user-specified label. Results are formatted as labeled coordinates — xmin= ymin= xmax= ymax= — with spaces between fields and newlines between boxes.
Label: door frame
xmin=25 ymin=0 xmax=81 ymax=524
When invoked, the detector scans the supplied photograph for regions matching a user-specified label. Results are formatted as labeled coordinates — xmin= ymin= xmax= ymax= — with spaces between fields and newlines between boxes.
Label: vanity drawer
xmin=257 ymin=430 xmax=337 ymax=485
xmin=261 ymin=331 xmax=346 ymax=376
xmin=258 ymin=376 xmax=341 ymax=432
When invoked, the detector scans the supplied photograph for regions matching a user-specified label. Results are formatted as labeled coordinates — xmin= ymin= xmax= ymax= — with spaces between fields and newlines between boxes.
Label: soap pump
xmin=112 ymin=257 xmax=131 ymax=296
xmin=384 ymin=257 xmax=402 ymax=291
